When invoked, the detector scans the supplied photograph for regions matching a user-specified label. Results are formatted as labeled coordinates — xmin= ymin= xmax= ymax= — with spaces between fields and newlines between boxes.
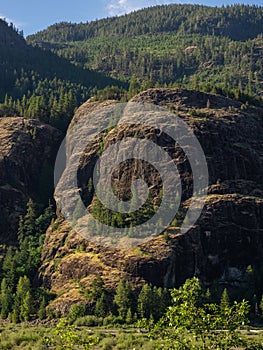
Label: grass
xmin=1 ymin=322 xmax=263 ymax=349
xmin=125 ymin=246 xmax=152 ymax=258
xmin=0 ymin=322 xmax=155 ymax=350
xmin=0 ymin=324 xmax=48 ymax=350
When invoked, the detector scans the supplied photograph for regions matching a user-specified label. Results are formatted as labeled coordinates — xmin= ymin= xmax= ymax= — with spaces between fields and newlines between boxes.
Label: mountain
xmin=27 ymin=5 xmax=263 ymax=42
xmin=27 ymin=4 xmax=263 ymax=101
xmin=0 ymin=18 xmax=124 ymax=131
xmin=0 ymin=19 xmax=25 ymax=47
xmin=40 ymin=88 xmax=263 ymax=314
xmin=0 ymin=117 xmax=62 ymax=244
xmin=0 ymin=18 xmax=124 ymax=247
xmin=1 ymin=4 xmax=263 ymax=324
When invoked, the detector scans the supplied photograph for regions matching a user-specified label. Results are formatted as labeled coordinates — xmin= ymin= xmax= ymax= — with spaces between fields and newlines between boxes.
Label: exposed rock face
xmin=40 ymin=88 xmax=263 ymax=312
xmin=132 ymin=89 xmax=263 ymax=195
xmin=0 ymin=117 xmax=62 ymax=244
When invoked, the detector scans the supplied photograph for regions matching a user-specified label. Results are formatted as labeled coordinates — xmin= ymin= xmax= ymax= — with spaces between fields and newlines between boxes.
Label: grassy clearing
xmin=0 ymin=322 xmax=156 ymax=350
xmin=1 ymin=322 xmax=263 ymax=350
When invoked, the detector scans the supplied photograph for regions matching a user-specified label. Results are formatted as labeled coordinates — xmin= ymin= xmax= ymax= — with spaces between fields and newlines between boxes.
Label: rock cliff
xmin=39 ymin=88 xmax=263 ymax=312
xmin=0 ymin=117 xmax=62 ymax=244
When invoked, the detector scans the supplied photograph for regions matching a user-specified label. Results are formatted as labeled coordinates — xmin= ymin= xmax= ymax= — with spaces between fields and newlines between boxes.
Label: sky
xmin=0 ymin=0 xmax=262 ymax=37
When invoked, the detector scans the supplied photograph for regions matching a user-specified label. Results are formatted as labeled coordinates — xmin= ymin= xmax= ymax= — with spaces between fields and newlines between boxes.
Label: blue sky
xmin=0 ymin=0 xmax=262 ymax=36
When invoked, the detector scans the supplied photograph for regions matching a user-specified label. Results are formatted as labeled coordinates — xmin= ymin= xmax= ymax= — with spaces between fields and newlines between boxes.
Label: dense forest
xmin=0 ymin=200 xmax=260 ymax=320
xmin=1 ymin=5 xmax=263 ymax=132
xmin=0 ymin=19 xmax=124 ymax=131
xmin=27 ymin=5 xmax=263 ymax=42
xmin=1 ymin=4 xmax=263 ymax=348
xmin=27 ymin=4 xmax=263 ymax=102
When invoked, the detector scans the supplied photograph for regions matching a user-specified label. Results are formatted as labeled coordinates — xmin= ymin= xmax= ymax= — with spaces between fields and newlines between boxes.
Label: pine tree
xmin=204 ymin=288 xmax=212 ymax=304
xmin=11 ymin=308 xmax=19 ymax=324
xmin=126 ymin=308 xmax=133 ymax=324
xmin=17 ymin=215 xmax=25 ymax=246
xmin=91 ymin=276 xmax=105 ymax=300
xmin=156 ymin=287 xmax=170 ymax=320
xmin=220 ymin=288 xmax=230 ymax=309
xmin=69 ymin=303 xmax=86 ymax=321
xmin=38 ymin=296 xmax=47 ymax=320
xmin=20 ymin=291 xmax=33 ymax=321
xmin=0 ymin=278 xmax=12 ymax=319
xmin=23 ymin=199 xmax=36 ymax=238
xmin=2 ymin=247 xmax=16 ymax=292
xmin=138 ymin=284 xmax=154 ymax=319
xmin=14 ymin=276 xmax=31 ymax=322
xmin=128 ymin=75 xmax=140 ymax=99
xmin=137 ymin=283 xmax=166 ymax=321
xmin=35 ymin=202 xmax=55 ymax=237
xmin=94 ymin=292 xmax=108 ymax=317
xmin=114 ymin=280 xmax=133 ymax=319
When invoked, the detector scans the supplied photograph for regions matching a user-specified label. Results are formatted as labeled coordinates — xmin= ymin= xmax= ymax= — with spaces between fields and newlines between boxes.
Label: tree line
xmin=28 ymin=5 xmax=263 ymax=43
xmin=0 ymin=18 xmax=124 ymax=131
xmin=44 ymin=277 xmax=263 ymax=349
xmin=0 ymin=200 xmax=55 ymax=323
xmin=1 ymin=199 xmax=263 ymax=339
xmin=27 ymin=6 xmax=263 ymax=101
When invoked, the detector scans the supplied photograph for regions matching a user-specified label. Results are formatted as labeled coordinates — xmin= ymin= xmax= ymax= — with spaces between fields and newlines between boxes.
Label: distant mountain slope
xmin=27 ymin=5 xmax=263 ymax=100
xmin=0 ymin=19 xmax=25 ymax=46
xmin=0 ymin=19 xmax=124 ymax=131
xmin=28 ymin=4 xmax=263 ymax=42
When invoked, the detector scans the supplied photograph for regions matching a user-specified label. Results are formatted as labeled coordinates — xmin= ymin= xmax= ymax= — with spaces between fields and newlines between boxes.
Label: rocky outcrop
xmin=40 ymin=88 xmax=263 ymax=312
xmin=131 ymin=89 xmax=263 ymax=194
xmin=0 ymin=117 xmax=62 ymax=244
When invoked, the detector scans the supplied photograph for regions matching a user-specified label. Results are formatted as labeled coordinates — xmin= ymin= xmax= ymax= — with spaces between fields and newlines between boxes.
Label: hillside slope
xmin=40 ymin=88 xmax=263 ymax=313
xmin=0 ymin=117 xmax=62 ymax=244
xmin=27 ymin=5 xmax=263 ymax=99
xmin=0 ymin=18 xmax=124 ymax=131
xmin=28 ymin=5 xmax=263 ymax=42
xmin=0 ymin=19 xmax=25 ymax=46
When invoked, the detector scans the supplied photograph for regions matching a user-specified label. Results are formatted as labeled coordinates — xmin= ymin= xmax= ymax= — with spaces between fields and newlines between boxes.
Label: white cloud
xmin=0 ymin=14 xmax=25 ymax=30
xmin=107 ymin=0 xmax=138 ymax=16
xmin=107 ymin=0 xmax=174 ymax=17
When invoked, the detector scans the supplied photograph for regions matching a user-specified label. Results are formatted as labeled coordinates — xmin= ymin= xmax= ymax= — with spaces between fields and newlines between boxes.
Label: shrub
xmin=74 ymin=315 xmax=103 ymax=327
xmin=152 ymin=277 xmax=250 ymax=349
xmin=103 ymin=314 xmax=124 ymax=327
xmin=100 ymin=337 xmax=117 ymax=350
xmin=69 ymin=303 xmax=86 ymax=321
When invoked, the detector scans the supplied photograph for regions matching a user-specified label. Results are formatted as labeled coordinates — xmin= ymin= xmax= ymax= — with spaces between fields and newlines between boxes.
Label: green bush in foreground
xmin=74 ymin=315 xmax=103 ymax=327
xmin=152 ymin=278 xmax=250 ymax=349
xmin=45 ymin=318 xmax=99 ymax=349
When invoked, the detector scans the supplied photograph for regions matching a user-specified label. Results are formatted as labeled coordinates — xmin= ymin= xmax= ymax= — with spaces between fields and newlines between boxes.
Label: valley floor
xmin=1 ymin=322 xmax=263 ymax=349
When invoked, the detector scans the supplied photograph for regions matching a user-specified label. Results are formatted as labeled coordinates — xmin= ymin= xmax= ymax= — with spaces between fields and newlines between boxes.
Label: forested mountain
xmin=1 ymin=5 xmax=263 ymax=343
xmin=0 ymin=19 xmax=123 ymax=131
xmin=27 ymin=4 xmax=263 ymax=42
xmin=0 ymin=18 xmax=25 ymax=46
xmin=28 ymin=4 xmax=263 ymax=103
